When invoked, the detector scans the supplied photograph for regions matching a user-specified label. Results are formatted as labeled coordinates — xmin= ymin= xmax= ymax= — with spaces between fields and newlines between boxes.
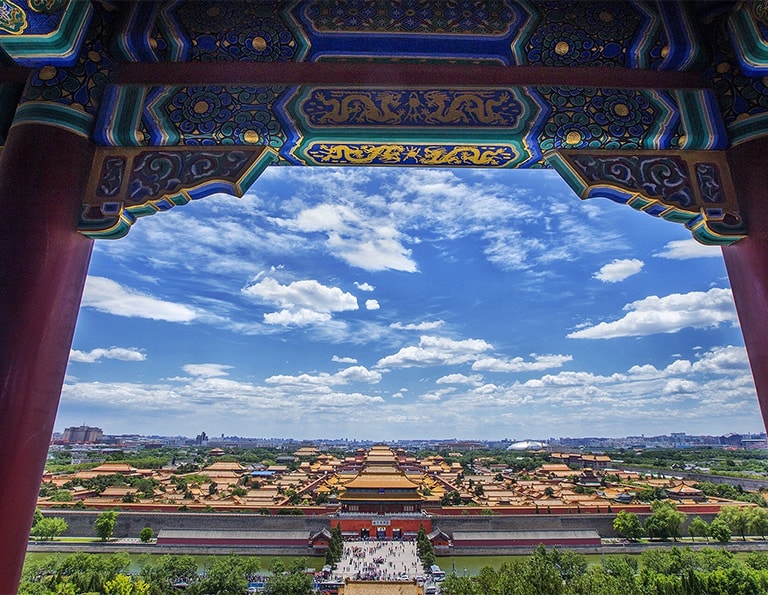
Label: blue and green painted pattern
xmin=102 ymin=1 xmax=702 ymax=69
xmin=12 ymin=4 xmax=113 ymax=137
xmin=94 ymin=82 xmax=726 ymax=167
xmin=80 ymin=146 xmax=278 ymax=239
xmin=547 ymin=150 xmax=745 ymax=245
xmin=727 ymin=2 xmax=768 ymax=77
xmin=703 ymin=2 xmax=768 ymax=147
xmin=279 ymin=85 xmax=549 ymax=167
xmin=0 ymin=0 xmax=92 ymax=66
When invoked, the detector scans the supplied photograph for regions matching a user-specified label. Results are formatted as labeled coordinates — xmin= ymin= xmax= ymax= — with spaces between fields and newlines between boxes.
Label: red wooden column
xmin=0 ymin=123 xmax=94 ymax=591
xmin=722 ymin=139 xmax=768 ymax=433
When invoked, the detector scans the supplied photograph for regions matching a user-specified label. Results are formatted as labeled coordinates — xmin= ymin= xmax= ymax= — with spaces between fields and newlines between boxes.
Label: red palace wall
xmin=336 ymin=518 xmax=432 ymax=539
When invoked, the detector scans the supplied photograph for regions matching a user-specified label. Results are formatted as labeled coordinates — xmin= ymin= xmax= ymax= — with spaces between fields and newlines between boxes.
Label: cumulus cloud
xmin=69 ymin=347 xmax=146 ymax=364
xmin=655 ymin=239 xmax=723 ymax=260
xmin=691 ymin=345 xmax=751 ymax=374
xmin=567 ymin=288 xmax=738 ymax=339
xmin=183 ymin=363 xmax=233 ymax=377
xmin=436 ymin=373 xmax=483 ymax=386
xmin=355 ymin=282 xmax=375 ymax=292
xmin=266 ymin=365 xmax=381 ymax=386
xmin=332 ymin=355 xmax=358 ymax=364
xmin=663 ymin=379 xmax=698 ymax=394
xmin=82 ymin=276 xmax=197 ymax=322
xmin=472 ymin=353 xmax=573 ymax=373
xmin=594 ymin=259 xmax=644 ymax=283
xmin=263 ymin=309 xmax=331 ymax=326
xmin=365 ymin=299 xmax=380 ymax=310
xmin=390 ymin=320 xmax=445 ymax=331
xmin=243 ymin=277 xmax=358 ymax=326
xmin=376 ymin=335 xmax=493 ymax=368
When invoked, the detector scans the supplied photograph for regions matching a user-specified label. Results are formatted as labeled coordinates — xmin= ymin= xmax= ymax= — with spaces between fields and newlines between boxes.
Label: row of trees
xmin=440 ymin=546 xmax=768 ymax=595
xmin=416 ymin=525 xmax=436 ymax=569
xmin=613 ymin=504 xmax=768 ymax=543
xmin=30 ymin=510 xmax=153 ymax=543
xmin=324 ymin=524 xmax=343 ymax=567
xmin=22 ymin=553 xmax=315 ymax=595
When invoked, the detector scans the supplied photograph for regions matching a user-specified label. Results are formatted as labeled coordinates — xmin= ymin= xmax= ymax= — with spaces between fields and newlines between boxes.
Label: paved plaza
xmin=337 ymin=540 xmax=425 ymax=581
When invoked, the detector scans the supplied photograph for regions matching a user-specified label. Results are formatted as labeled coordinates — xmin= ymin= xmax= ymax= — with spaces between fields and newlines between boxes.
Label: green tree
xmin=325 ymin=523 xmax=343 ymax=567
xmin=95 ymin=510 xmax=118 ymax=541
xmin=104 ymin=574 xmax=151 ymax=595
xmin=439 ymin=574 xmax=477 ymax=595
xmin=613 ymin=510 xmax=643 ymax=541
xmin=750 ymin=506 xmax=768 ymax=539
xmin=718 ymin=506 xmax=751 ymax=541
xmin=644 ymin=501 xmax=685 ymax=541
xmin=30 ymin=516 xmax=67 ymax=541
xmin=709 ymin=518 xmax=732 ymax=543
xmin=264 ymin=559 xmax=312 ymax=595
xmin=549 ymin=548 xmax=587 ymax=584
xmin=187 ymin=555 xmax=259 ymax=595
xmin=688 ymin=516 xmax=710 ymax=542
xmin=519 ymin=545 xmax=564 ymax=595
xmin=140 ymin=526 xmax=154 ymax=543
xmin=416 ymin=525 xmax=436 ymax=569
xmin=139 ymin=554 xmax=199 ymax=594
xmin=50 ymin=489 xmax=73 ymax=502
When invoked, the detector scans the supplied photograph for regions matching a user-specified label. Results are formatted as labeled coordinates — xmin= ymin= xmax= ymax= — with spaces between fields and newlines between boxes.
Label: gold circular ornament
xmin=660 ymin=46 xmax=670 ymax=58
xmin=252 ymin=37 xmax=267 ymax=51
xmin=613 ymin=103 xmax=630 ymax=117
xmin=565 ymin=131 xmax=582 ymax=145
xmin=716 ymin=62 xmax=731 ymax=74
xmin=88 ymin=50 xmax=101 ymax=63
xmin=38 ymin=66 xmax=57 ymax=81
xmin=599 ymin=11 xmax=613 ymax=23
xmin=555 ymin=41 xmax=570 ymax=56
xmin=243 ymin=130 xmax=260 ymax=143
xmin=193 ymin=100 xmax=210 ymax=115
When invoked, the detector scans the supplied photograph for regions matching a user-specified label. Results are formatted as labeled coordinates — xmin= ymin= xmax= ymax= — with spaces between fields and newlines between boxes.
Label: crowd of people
xmin=336 ymin=540 xmax=424 ymax=581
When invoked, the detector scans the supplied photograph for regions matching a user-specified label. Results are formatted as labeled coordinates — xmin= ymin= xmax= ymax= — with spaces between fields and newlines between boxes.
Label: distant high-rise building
xmin=62 ymin=425 xmax=103 ymax=444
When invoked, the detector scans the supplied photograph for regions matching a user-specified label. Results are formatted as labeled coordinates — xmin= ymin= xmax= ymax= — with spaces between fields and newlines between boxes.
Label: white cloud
xmin=82 ymin=276 xmax=197 ymax=322
xmin=355 ymin=282 xmax=375 ymax=292
xmin=265 ymin=365 xmax=381 ymax=386
xmin=69 ymin=347 xmax=146 ymax=364
xmin=594 ymin=259 xmax=644 ymax=283
xmin=281 ymin=203 xmax=417 ymax=272
xmin=655 ymin=239 xmax=723 ymax=260
xmin=327 ymin=231 xmax=417 ymax=272
xmin=472 ymin=353 xmax=573 ymax=373
xmin=243 ymin=277 xmax=358 ymax=326
xmin=376 ymin=335 xmax=493 ymax=368
xmin=365 ymin=299 xmax=380 ymax=311
xmin=390 ymin=320 xmax=445 ymax=331
xmin=663 ymin=379 xmax=698 ymax=394
xmin=691 ymin=345 xmax=751 ymax=374
xmin=244 ymin=277 xmax=358 ymax=311
xmin=263 ymin=309 xmax=331 ymax=326
xmin=183 ymin=363 xmax=233 ymax=377
xmin=567 ymin=288 xmax=738 ymax=339
xmin=332 ymin=355 xmax=358 ymax=364
xmin=419 ymin=388 xmax=455 ymax=402
xmin=436 ymin=373 xmax=483 ymax=386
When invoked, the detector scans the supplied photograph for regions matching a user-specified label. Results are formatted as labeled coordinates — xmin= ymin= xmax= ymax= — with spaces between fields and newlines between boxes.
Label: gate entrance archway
xmin=2 ymin=1 xmax=768 ymax=590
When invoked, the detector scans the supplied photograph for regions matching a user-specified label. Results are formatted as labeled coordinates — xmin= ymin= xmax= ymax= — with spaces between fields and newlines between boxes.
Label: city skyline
xmin=59 ymin=166 xmax=760 ymax=440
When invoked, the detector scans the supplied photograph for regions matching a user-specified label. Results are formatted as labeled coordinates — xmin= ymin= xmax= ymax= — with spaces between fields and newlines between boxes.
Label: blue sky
xmin=59 ymin=166 xmax=761 ymax=441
